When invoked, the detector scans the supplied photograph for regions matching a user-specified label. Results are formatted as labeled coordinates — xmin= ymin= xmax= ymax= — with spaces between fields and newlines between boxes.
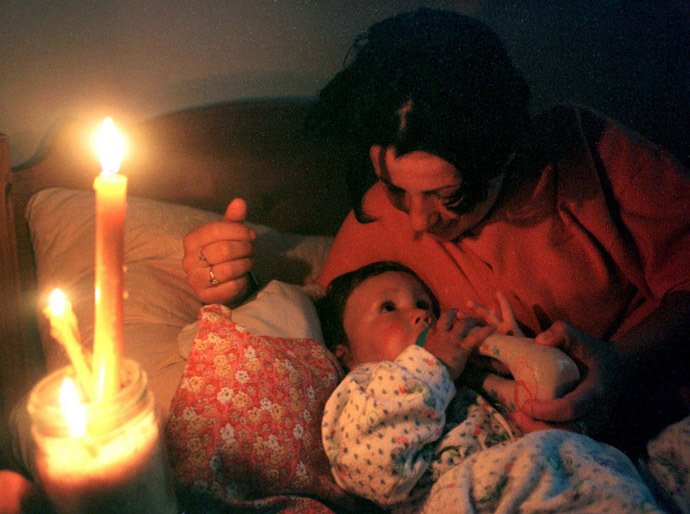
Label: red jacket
xmin=319 ymin=105 xmax=690 ymax=342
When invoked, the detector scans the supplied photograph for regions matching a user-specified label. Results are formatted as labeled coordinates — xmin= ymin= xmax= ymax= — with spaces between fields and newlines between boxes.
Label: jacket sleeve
xmin=599 ymin=119 xmax=690 ymax=295
xmin=594 ymin=117 xmax=690 ymax=336
xmin=321 ymin=346 xmax=454 ymax=506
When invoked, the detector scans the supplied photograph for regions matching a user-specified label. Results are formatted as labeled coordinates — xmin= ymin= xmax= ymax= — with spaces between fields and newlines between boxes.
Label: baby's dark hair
xmin=318 ymin=261 xmax=440 ymax=353
xmin=306 ymin=7 xmax=531 ymax=222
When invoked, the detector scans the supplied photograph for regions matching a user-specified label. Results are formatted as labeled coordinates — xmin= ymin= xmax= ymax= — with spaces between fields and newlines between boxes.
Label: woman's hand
xmin=509 ymin=321 xmax=623 ymax=439
xmin=423 ymin=310 xmax=496 ymax=381
xmin=182 ymin=198 xmax=257 ymax=305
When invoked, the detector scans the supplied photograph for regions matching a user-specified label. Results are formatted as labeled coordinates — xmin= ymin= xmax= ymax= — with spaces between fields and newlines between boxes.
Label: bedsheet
xmin=321 ymin=345 xmax=670 ymax=513
xmin=407 ymin=429 xmax=663 ymax=513
xmin=644 ymin=414 xmax=690 ymax=513
xmin=173 ymin=413 xmax=690 ymax=514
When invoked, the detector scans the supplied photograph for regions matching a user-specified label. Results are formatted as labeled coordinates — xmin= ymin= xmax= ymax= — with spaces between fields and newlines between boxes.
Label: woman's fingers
xmin=182 ymin=223 xmax=256 ymax=285
xmin=517 ymin=320 xmax=620 ymax=439
xmin=508 ymin=410 xmax=555 ymax=433
xmin=521 ymin=394 xmax=581 ymax=424
xmin=509 ymin=405 xmax=596 ymax=438
xmin=201 ymin=257 xmax=255 ymax=287
xmin=197 ymin=273 xmax=251 ymax=305
xmin=198 ymin=239 xmax=254 ymax=268
xmin=183 ymin=239 xmax=253 ymax=282
xmin=188 ymin=256 xmax=254 ymax=292
xmin=181 ymin=199 xmax=257 ymax=305
xmin=183 ymin=220 xmax=256 ymax=257
xmin=223 ymin=197 xmax=248 ymax=222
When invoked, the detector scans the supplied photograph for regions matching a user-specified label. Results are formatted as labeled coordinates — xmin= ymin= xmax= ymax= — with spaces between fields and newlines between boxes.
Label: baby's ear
xmin=333 ymin=344 xmax=353 ymax=370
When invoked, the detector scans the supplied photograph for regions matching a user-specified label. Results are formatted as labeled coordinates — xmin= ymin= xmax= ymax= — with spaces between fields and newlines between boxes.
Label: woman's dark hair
xmin=306 ymin=8 xmax=531 ymax=221
xmin=318 ymin=261 xmax=440 ymax=352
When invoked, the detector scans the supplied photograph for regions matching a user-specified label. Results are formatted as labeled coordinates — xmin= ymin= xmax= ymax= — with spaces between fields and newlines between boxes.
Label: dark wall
xmin=483 ymin=1 xmax=690 ymax=166
xmin=1 ymin=0 xmax=687 ymax=167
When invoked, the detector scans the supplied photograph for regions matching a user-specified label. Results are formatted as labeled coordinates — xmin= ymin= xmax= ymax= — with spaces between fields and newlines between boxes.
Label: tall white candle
xmin=92 ymin=117 xmax=126 ymax=402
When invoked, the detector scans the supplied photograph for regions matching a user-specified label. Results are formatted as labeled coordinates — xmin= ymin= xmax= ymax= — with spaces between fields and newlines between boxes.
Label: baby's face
xmin=341 ymin=271 xmax=435 ymax=369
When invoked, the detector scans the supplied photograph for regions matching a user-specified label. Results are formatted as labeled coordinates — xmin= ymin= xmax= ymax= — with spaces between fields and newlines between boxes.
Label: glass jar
xmin=27 ymin=359 xmax=177 ymax=513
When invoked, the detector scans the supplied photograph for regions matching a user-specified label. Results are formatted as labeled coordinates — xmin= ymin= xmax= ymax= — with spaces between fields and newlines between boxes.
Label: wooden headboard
xmin=0 ymin=98 xmax=353 ymax=461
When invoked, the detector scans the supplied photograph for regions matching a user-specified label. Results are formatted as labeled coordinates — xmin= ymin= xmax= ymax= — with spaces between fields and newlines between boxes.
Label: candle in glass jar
xmin=28 ymin=360 xmax=177 ymax=513
xmin=92 ymin=117 xmax=126 ymax=402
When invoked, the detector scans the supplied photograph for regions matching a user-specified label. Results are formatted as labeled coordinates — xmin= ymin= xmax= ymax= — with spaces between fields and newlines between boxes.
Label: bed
xmin=1 ymin=98 xmax=688 ymax=513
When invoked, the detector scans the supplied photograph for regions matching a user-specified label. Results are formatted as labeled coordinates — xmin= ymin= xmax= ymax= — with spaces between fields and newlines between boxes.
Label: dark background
xmin=1 ymin=0 xmax=688 ymax=167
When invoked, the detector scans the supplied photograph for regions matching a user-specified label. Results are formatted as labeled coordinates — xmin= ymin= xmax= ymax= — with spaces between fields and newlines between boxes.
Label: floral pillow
xmin=165 ymin=304 xmax=352 ymax=509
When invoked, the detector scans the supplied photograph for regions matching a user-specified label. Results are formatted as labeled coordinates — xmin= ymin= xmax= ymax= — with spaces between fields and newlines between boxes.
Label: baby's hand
xmin=423 ymin=310 xmax=496 ymax=381
xmin=466 ymin=291 xmax=524 ymax=337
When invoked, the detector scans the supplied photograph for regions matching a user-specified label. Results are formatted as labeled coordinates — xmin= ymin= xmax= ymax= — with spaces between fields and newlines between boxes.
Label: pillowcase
xmin=165 ymin=304 xmax=353 ymax=509
xmin=25 ymin=187 xmax=333 ymax=372
xmin=177 ymin=280 xmax=326 ymax=359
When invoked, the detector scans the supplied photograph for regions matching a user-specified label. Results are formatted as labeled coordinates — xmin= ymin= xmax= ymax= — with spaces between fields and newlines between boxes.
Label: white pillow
xmin=177 ymin=279 xmax=325 ymax=359
xmin=25 ymin=187 xmax=333 ymax=372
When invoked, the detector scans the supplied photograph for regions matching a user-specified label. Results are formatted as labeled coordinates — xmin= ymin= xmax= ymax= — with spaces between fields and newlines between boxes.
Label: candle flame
xmin=60 ymin=378 xmax=86 ymax=438
xmin=49 ymin=288 xmax=67 ymax=317
xmin=95 ymin=117 xmax=125 ymax=176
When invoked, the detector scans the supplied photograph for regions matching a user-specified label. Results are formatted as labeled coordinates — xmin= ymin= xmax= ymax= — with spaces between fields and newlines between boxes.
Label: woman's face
xmin=340 ymin=271 xmax=435 ymax=369
xmin=370 ymin=145 xmax=503 ymax=241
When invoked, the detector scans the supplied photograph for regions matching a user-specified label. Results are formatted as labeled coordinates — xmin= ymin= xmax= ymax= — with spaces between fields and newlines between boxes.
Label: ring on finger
xmin=209 ymin=268 xmax=219 ymax=287
xmin=199 ymin=249 xmax=209 ymax=266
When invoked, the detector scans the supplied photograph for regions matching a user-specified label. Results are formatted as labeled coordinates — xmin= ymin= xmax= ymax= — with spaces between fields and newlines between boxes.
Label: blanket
xmin=167 ymin=307 xmax=687 ymax=513
xmin=322 ymin=345 xmax=668 ymax=513
xmin=408 ymin=430 xmax=663 ymax=513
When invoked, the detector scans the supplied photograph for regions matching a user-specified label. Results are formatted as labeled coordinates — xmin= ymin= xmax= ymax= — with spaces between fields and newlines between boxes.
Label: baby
xmin=319 ymin=261 xmax=662 ymax=512
xmin=320 ymin=260 xmax=500 ymax=382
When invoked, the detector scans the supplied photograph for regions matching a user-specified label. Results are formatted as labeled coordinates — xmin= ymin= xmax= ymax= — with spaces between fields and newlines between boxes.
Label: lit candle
xmin=28 ymin=361 xmax=177 ymax=513
xmin=43 ymin=289 xmax=93 ymax=399
xmin=92 ymin=117 xmax=126 ymax=402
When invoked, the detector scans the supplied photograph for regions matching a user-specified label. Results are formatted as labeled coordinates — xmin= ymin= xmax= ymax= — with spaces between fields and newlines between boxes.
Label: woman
xmin=183 ymin=8 xmax=690 ymax=456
